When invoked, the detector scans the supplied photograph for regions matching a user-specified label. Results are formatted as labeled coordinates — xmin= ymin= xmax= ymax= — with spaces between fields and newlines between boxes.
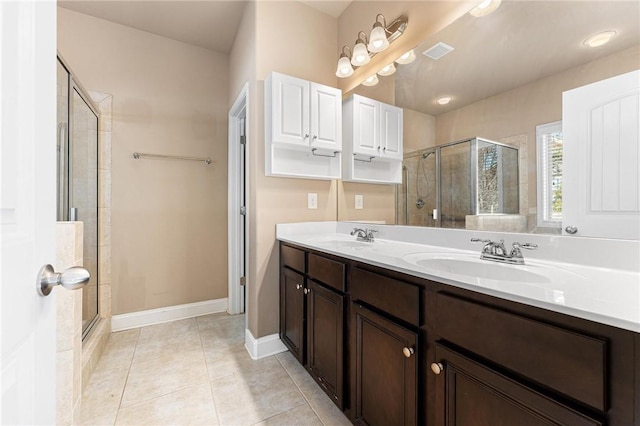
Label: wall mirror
xmin=338 ymin=0 xmax=640 ymax=235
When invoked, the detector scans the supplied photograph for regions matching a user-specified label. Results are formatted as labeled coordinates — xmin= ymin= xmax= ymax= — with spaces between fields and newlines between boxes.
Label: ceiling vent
xmin=422 ymin=42 xmax=455 ymax=60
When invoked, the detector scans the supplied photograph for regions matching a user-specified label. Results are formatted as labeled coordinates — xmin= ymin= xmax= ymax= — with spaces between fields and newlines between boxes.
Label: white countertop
xmin=276 ymin=222 xmax=640 ymax=333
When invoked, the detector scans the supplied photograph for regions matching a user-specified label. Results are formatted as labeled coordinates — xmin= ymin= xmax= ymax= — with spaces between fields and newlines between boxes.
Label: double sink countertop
xmin=276 ymin=221 xmax=640 ymax=333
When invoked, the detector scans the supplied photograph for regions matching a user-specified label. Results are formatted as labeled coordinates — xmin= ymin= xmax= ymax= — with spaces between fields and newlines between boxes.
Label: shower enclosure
xmin=397 ymin=137 xmax=519 ymax=228
xmin=57 ymin=57 xmax=100 ymax=338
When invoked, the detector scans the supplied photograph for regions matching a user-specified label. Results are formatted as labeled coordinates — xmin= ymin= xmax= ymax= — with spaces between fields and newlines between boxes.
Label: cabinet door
xmin=271 ymin=73 xmax=310 ymax=147
xmin=310 ymin=82 xmax=342 ymax=152
xmin=433 ymin=344 xmax=602 ymax=426
xmin=380 ymin=103 xmax=403 ymax=160
xmin=307 ymin=280 xmax=344 ymax=408
xmin=352 ymin=303 xmax=418 ymax=426
xmin=353 ymin=95 xmax=380 ymax=157
xmin=280 ymin=267 xmax=305 ymax=363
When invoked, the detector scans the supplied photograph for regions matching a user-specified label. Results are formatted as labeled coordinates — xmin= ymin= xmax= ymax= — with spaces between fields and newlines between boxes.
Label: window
xmin=536 ymin=121 xmax=563 ymax=228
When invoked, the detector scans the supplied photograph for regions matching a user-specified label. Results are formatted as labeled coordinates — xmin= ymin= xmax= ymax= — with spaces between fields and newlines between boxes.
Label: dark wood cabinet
xmin=279 ymin=241 xmax=638 ymax=426
xmin=433 ymin=344 xmax=603 ymax=426
xmin=280 ymin=266 xmax=305 ymax=363
xmin=352 ymin=303 xmax=418 ymax=426
xmin=307 ymin=279 xmax=344 ymax=408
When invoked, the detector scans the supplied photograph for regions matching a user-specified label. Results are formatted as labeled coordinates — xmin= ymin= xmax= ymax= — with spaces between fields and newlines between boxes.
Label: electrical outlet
xmin=308 ymin=193 xmax=318 ymax=209
xmin=355 ymin=194 xmax=364 ymax=210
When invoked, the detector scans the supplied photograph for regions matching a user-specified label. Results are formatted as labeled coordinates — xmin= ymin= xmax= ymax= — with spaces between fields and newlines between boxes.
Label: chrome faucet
xmin=351 ymin=228 xmax=378 ymax=242
xmin=471 ymin=238 xmax=538 ymax=265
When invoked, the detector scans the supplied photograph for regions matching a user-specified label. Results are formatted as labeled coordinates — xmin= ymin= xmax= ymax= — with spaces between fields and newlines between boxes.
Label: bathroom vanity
xmin=277 ymin=222 xmax=640 ymax=426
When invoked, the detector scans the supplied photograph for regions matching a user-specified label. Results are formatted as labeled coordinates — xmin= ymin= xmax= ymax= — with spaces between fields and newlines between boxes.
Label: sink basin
xmin=403 ymin=253 xmax=550 ymax=284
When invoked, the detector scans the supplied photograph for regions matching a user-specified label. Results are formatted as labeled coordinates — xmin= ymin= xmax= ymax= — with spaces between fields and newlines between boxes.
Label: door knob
xmin=37 ymin=264 xmax=90 ymax=296
xmin=565 ymin=225 xmax=578 ymax=235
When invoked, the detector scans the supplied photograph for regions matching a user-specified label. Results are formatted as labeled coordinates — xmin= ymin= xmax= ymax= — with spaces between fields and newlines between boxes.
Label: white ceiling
xmin=394 ymin=1 xmax=640 ymax=116
xmin=58 ymin=0 xmax=351 ymax=53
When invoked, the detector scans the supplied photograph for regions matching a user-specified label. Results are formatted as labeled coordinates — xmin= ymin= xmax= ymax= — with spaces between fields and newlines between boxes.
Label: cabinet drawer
xmin=308 ymin=253 xmax=345 ymax=292
xmin=351 ymin=267 xmax=420 ymax=327
xmin=281 ymin=245 xmax=305 ymax=273
xmin=436 ymin=293 xmax=607 ymax=411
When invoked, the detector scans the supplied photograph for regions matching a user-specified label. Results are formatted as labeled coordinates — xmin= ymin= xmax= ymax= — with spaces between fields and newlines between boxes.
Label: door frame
xmin=228 ymin=83 xmax=249 ymax=315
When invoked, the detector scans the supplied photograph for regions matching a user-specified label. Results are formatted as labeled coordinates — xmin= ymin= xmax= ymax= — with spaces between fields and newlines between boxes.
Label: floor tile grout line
xmin=275 ymin=354 xmax=328 ymax=426
xmin=248 ymin=400 xmax=310 ymax=426
xmin=197 ymin=314 xmax=224 ymax=426
xmin=113 ymin=328 xmax=141 ymax=425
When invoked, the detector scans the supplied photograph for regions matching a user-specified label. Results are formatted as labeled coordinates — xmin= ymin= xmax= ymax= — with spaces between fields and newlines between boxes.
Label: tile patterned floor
xmin=79 ymin=313 xmax=351 ymax=426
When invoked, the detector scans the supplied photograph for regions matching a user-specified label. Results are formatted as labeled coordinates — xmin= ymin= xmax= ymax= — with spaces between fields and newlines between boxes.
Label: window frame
xmin=536 ymin=121 xmax=563 ymax=229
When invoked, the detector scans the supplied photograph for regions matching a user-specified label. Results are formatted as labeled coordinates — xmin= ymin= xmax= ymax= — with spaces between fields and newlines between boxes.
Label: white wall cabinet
xmin=343 ymin=94 xmax=403 ymax=184
xmin=266 ymin=72 xmax=342 ymax=179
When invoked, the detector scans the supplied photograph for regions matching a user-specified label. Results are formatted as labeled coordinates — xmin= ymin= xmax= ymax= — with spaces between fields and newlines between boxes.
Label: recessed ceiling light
xmin=469 ymin=0 xmax=502 ymax=17
xmin=395 ymin=49 xmax=416 ymax=65
xmin=584 ymin=30 xmax=617 ymax=48
xmin=436 ymin=96 xmax=452 ymax=105
xmin=362 ymin=74 xmax=379 ymax=87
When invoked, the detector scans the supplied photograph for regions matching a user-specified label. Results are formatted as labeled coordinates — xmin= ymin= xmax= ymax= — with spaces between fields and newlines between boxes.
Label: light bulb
xmin=395 ymin=50 xmax=416 ymax=65
xmin=336 ymin=56 xmax=354 ymax=78
xmin=362 ymin=74 xmax=379 ymax=87
xmin=377 ymin=63 xmax=396 ymax=76
xmin=351 ymin=41 xmax=370 ymax=66
xmin=368 ymin=24 xmax=389 ymax=53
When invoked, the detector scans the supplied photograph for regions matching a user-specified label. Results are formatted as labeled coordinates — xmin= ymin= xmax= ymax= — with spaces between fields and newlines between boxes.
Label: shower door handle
xmin=69 ymin=207 xmax=78 ymax=221
xmin=37 ymin=264 xmax=90 ymax=296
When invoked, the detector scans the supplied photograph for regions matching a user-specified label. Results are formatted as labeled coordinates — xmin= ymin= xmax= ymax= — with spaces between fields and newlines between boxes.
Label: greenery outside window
xmin=536 ymin=121 xmax=563 ymax=228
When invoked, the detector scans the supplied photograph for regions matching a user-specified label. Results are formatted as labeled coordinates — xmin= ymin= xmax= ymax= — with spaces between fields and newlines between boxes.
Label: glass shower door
xmin=70 ymin=83 xmax=99 ymax=337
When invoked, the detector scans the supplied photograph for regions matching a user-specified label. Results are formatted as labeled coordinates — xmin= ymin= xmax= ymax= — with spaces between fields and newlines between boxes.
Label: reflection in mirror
xmin=338 ymin=1 xmax=640 ymax=235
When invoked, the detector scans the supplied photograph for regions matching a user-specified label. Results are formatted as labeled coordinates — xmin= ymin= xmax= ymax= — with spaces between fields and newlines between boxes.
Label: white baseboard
xmin=244 ymin=329 xmax=288 ymax=360
xmin=111 ymin=298 xmax=228 ymax=332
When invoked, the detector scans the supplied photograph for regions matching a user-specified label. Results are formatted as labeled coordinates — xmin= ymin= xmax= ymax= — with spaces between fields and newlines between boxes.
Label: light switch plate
xmin=355 ymin=194 xmax=364 ymax=210
xmin=308 ymin=193 xmax=318 ymax=209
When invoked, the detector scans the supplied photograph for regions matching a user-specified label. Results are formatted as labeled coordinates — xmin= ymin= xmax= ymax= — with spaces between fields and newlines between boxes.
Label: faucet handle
xmin=471 ymin=238 xmax=492 ymax=244
xmin=513 ymin=242 xmax=538 ymax=250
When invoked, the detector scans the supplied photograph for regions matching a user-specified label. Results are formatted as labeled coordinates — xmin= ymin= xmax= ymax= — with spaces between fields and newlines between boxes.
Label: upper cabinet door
xmin=310 ymin=82 xmax=342 ymax=151
xmin=353 ymin=95 xmax=380 ymax=157
xmin=271 ymin=73 xmax=310 ymax=147
xmin=380 ymin=103 xmax=403 ymax=160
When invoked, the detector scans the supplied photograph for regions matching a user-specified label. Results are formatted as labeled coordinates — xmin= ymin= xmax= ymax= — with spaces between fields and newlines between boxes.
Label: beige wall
xmin=435 ymin=45 xmax=640 ymax=213
xmin=58 ymin=8 xmax=229 ymax=315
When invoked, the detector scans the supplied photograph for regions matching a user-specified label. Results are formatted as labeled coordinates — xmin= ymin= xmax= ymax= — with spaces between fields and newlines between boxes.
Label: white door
xmin=563 ymin=70 xmax=640 ymax=239
xmin=309 ymin=82 xmax=341 ymax=152
xmin=379 ymin=103 xmax=403 ymax=160
xmin=269 ymin=73 xmax=309 ymax=147
xmin=1 ymin=1 xmax=57 ymax=424
xmin=353 ymin=95 xmax=379 ymax=157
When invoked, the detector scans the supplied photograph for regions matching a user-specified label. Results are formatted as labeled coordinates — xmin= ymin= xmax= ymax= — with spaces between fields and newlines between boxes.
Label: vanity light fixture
xmin=436 ymin=96 xmax=452 ymax=105
xmin=336 ymin=46 xmax=354 ymax=78
xmin=378 ymin=62 xmax=396 ymax=77
xmin=395 ymin=49 xmax=416 ymax=65
xmin=584 ymin=30 xmax=617 ymax=48
xmin=336 ymin=14 xmax=408 ymax=78
xmin=362 ymin=74 xmax=379 ymax=87
xmin=469 ymin=0 xmax=502 ymax=17
xmin=351 ymin=32 xmax=371 ymax=66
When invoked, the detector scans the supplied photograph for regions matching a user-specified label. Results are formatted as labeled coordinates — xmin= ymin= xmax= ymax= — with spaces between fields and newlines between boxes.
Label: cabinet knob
xmin=304 ymin=288 xmax=311 ymax=295
xmin=312 ymin=135 xmax=318 ymax=140
xmin=304 ymin=133 xmax=309 ymax=139
xmin=383 ymin=147 xmax=386 ymax=151
xmin=402 ymin=347 xmax=415 ymax=358
xmin=431 ymin=362 xmax=444 ymax=375
xmin=296 ymin=284 xmax=301 ymax=290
